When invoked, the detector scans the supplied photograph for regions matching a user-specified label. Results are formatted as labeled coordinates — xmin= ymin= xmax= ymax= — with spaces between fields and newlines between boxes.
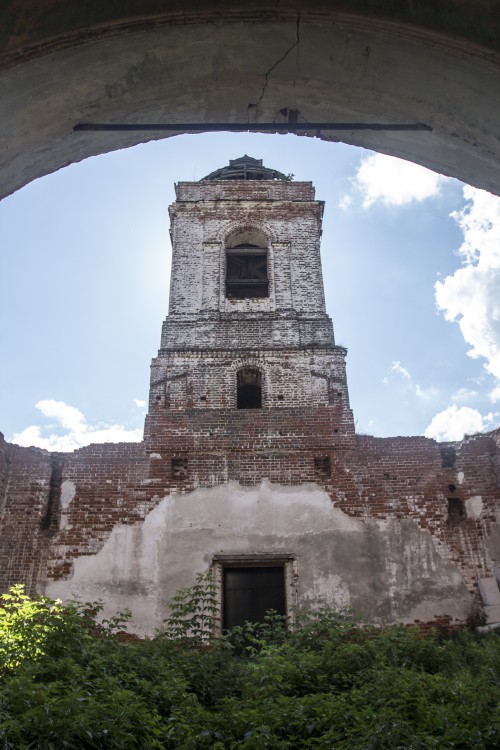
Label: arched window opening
xmin=237 ymin=368 xmax=262 ymax=409
xmin=226 ymin=231 xmax=268 ymax=299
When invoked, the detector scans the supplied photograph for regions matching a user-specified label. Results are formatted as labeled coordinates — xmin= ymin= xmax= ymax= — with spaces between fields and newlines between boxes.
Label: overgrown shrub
xmin=1 ymin=582 xmax=500 ymax=749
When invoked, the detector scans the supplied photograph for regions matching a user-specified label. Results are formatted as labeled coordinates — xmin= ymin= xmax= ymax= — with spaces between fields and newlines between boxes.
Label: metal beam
xmin=74 ymin=122 xmax=432 ymax=133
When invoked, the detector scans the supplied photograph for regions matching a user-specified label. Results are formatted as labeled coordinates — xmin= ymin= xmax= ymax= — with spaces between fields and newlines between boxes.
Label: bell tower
xmin=2 ymin=155 xmax=490 ymax=636
xmin=145 ymin=156 xmax=355 ymax=485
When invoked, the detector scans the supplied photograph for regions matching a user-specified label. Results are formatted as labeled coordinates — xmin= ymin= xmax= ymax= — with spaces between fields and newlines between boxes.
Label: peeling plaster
xmin=59 ymin=480 xmax=76 ymax=530
xmin=46 ymin=480 xmax=473 ymax=636
xmin=60 ymin=480 xmax=75 ymax=509
xmin=466 ymin=495 xmax=483 ymax=518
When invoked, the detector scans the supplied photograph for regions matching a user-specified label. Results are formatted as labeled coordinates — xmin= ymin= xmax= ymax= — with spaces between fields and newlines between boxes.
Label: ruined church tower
xmin=2 ymin=156 xmax=500 ymax=636
xmin=144 ymin=155 xmax=355 ymax=486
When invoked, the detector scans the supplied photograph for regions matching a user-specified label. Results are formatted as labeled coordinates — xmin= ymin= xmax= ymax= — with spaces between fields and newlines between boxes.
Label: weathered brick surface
xmin=0 ymin=437 xmax=54 ymax=593
xmin=1 ymin=172 xmax=499 ymax=626
xmin=43 ymin=443 xmax=154 ymax=581
xmin=149 ymin=349 xmax=348 ymax=406
xmin=323 ymin=434 xmax=500 ymax=596
xmin=2 ymin=428 xmax=499 ymax=604
xmin=165 ymin=181 xmax=328 ymax=340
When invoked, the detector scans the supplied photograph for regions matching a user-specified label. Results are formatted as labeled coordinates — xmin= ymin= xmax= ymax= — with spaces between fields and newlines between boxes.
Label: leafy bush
xmin=162 ymin=569 xmax=218 ymax=645
xmin=0 ymin=584 xmax=69 ymax=671
xmin=1 ymin=582 xmax=500 ymax=749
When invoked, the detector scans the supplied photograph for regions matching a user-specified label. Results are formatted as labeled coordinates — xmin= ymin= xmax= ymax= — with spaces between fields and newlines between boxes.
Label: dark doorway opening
xmin=447 ymin=497 xmax=466 ymax=526
xmin=223 ymin=566 xmax=286 ymax=631
xmin=237 ymin=368 xmax=262 ymax=409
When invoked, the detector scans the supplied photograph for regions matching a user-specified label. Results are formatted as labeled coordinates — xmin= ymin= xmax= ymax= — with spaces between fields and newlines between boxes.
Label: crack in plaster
xmin=255 ymin=12 xmax=300 ymax=117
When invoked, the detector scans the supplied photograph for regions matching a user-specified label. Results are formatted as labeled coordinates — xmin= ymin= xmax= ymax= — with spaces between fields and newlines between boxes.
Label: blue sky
xmin=1 ymin=132 xmax=499 ymax=450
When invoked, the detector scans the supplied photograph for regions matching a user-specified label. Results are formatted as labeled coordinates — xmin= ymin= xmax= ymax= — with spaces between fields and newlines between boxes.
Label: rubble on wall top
xmin=201 ymin=155 xmax=289 ymax=182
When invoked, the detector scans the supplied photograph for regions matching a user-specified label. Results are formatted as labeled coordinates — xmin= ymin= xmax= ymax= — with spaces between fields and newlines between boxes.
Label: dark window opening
xmin=237 ymin=368 xmax=262 ymax=409
xmin=41 ymin=457 xmax=63 ymax=533
xmin=171 ymin=457 xmax=188 ymax=480
xmin=314 ymin=455 xmax=331 ymax=478
xmin=226 ymin=243 xmax=268 ymax=299
xmin=223 ymin=566 xmax=286 ymax=631
xmin=447 ymin=497 xmax=466 ymax=526
xmin=441 ymin=447 xmax=456 ymax=468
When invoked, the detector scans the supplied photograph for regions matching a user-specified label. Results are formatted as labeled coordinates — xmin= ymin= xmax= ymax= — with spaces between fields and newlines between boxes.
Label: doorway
xmin=223 ymin=566 xmax=286 ymax=630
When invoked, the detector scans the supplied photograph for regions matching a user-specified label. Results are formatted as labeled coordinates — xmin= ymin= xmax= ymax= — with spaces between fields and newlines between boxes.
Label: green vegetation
xmin=1 ymin=579 xmax=500 ymax=749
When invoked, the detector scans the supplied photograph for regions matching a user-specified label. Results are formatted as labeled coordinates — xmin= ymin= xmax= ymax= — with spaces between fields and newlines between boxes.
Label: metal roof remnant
xmin=201 ymin=155 xmax=289 ymax=181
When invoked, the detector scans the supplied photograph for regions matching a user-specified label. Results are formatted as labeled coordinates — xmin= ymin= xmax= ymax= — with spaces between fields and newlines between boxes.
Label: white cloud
xmin=415 ymin=384 xmax=439 ymax=401
xmin=451 ymin=387 xmax=479 ymax=403
xmin=435 ymin=186 xmax=500 ymax=384
xmin=36 ymin=399 xmax=86 ymax=431
xmin=11 ymin=400 xmax=143 ymax=452
xmin=352 ymin=153 xmax=447 ymax=208
xmin=384 ymin=361 xmax=439 ymax=404
xmin=390 ymin=361 xmax=411 ymax=380
xmin=338 ymin=194 xmax=352 ymax=211
xmin=133 ymin=398 xmax=146 ymax=408
xmin=489 ymin=386 xmax=500 ymax=403
xmin=424 ymin=405 xmax=493 ymax=442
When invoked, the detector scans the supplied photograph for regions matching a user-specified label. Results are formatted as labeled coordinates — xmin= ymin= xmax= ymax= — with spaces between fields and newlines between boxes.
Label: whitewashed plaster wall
xmin=45 ymin=480 xmax=472 ymax=636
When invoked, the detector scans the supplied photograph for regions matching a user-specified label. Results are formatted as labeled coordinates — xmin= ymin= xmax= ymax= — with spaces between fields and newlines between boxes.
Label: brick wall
xmin=148 ymin=348 xmax=351 ymax=408
xmin=0 ymin=435 xmax=54 ymax=593
xmin=1 ymin=174 xmax=499 ymax=625
xmin=324 ymin=434 xmax=500 ymax=596
xmin=166 ymin=181 xmax=327 ymax=330
xmin=2 ymin=427 xmax=499 ymax=607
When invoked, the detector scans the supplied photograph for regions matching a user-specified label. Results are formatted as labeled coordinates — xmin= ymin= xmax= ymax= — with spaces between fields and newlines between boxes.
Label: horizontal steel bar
xmin=226 ymin=249 xmax=267 ymax=255
xmin=74 ymin=122 xmax=432 ymax=133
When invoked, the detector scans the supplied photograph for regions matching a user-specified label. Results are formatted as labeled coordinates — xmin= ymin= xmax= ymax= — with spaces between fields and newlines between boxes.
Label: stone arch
xmin=217 ymin=220 xmax=277 ymax=247
xmin=225 ymin=226 xmax=270 ymax=250
xmin=1 ymin=3 xmax=500 ymax=200
xmin=228 ymin=357 xmax=267 ymax=408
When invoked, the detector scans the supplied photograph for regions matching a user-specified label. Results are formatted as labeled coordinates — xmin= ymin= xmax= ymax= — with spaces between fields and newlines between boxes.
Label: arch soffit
xmin=230 ymin=359 xmax=266 ymax=376
xmin=222 ymin=222 xmax=276 ymax=248
xmin=1 ymin=6 xmax=500 ymax=198
xmin=230 ymin=361 xmax=267 ymax=400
